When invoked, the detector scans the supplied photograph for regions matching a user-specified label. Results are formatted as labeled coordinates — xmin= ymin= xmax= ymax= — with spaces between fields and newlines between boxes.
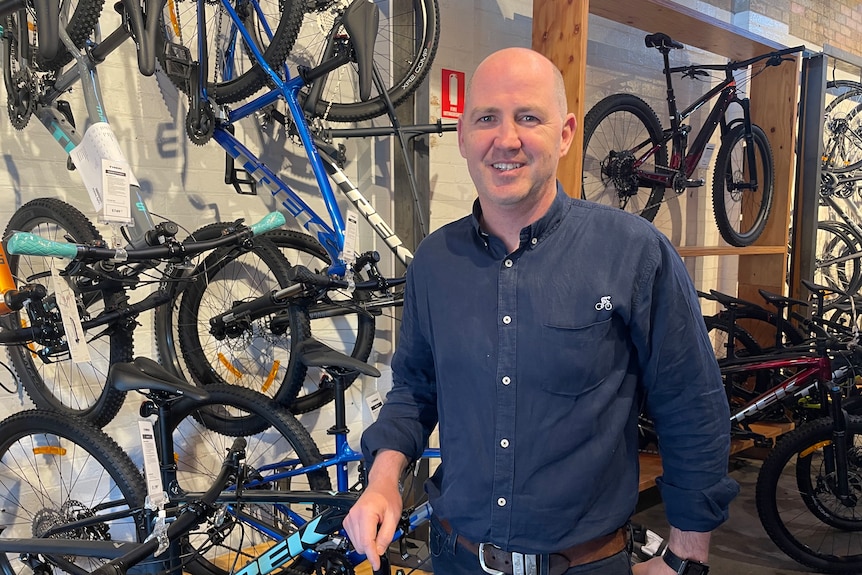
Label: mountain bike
xmin=0 ymin=355 xmax=339 ymax=575
xmin=0 ymin=208 xmax=287 ymax=426
xmin=153 ymin=0 xmax=445 ymax=414
xmin=582 ymin=32 xmax=803 ymax=247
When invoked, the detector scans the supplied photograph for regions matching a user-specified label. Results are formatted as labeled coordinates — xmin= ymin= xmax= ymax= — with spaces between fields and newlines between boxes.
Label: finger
xmin=374 ymin=511 xmax=400 ymax=557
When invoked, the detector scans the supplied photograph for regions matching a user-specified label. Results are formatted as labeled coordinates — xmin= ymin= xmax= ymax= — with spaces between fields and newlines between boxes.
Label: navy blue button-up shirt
xmin=361 ymin=186 xmax=738 ymax=554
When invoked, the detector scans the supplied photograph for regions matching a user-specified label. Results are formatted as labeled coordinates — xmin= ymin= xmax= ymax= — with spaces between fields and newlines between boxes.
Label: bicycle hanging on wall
xmin=582 ymin=32 xmax=803 ymax=247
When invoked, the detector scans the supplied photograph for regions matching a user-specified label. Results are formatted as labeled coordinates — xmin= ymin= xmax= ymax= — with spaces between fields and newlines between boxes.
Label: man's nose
xmin=494 ymin=120 xmax=521 ymax=149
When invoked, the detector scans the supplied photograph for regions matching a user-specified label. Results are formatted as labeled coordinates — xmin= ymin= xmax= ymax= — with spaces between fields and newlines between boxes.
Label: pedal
xmin=224 ymin=125 xmax=257 ymax=195
xmin=685 ymin=178 xmax=705 ymax=188
xmin=162 ymin=42 xmax=193 ymax=92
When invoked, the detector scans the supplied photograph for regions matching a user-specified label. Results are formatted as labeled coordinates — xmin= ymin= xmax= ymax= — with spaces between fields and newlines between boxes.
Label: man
xmin=343 ymin=47 xmax=738 ymax=575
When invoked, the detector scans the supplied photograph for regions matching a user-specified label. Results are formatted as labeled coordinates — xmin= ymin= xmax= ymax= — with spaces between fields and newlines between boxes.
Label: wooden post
xmin=532 ymin=0 xmax=589 ymax=198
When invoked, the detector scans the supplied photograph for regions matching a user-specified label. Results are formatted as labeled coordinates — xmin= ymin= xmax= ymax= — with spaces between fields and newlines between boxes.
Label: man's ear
xmin=457 ymin=115 xmax=467 ymax=159
xmin=559 ymin=113 xmax=577 ymax=157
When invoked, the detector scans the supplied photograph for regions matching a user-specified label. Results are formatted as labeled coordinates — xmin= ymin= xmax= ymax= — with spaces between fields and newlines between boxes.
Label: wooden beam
xmin=532 ymin=0 xmax=589 ymax=198
xmin=588 ymin=0 xmax=784 ymax=60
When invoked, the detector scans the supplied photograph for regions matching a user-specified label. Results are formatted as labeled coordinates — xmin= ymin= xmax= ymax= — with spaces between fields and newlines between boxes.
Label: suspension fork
xmin=733 ymin=97 xmax=760 ymax=191
xmin=825 ymin=384 xmax=856 ymax=505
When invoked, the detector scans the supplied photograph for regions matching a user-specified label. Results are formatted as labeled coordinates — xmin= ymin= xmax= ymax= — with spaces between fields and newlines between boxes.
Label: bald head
xmin=465 ymin=47 xmax=569 ymax=121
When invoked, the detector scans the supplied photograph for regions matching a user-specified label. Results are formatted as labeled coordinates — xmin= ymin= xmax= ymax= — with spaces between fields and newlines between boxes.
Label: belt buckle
xmin=478 ymin=542 xmax=538 ymax=575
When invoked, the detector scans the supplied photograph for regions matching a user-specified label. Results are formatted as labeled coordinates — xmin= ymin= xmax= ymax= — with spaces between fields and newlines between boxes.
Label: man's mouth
xmin=492 ymin=162 xmax=523 ymax=172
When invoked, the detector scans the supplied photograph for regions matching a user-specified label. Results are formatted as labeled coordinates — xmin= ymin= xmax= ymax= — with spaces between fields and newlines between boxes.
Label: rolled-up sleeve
xmin=633 ymin=235 xmax=740 ymax=531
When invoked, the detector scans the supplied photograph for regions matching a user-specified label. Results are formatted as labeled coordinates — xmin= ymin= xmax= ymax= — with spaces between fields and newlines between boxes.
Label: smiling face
xmin=457 ymin=48 xmax=576 ymax=219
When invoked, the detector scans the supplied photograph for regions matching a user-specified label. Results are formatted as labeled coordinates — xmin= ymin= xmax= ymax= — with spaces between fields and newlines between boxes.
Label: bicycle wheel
xmin=290 ymin=0 xmax=440 ymax=122
xmin=823 ymin=80 xmax=862 ymax=173
xmin=3 ymin=0 xmax=104 ymax=73
xmin=176 ymin=232 xmax=297 ymax=399
xmin=582 ymin=93 xmax=668 ymax=222
xmin=1 ymin=198 xmax=131 ymax=427
xmin=704 ymin=314 xmax=763 ymax=362
xmin=158 ymin=0 xmax=305 ymax=104
xmin=712 ymin=123 xmax=775 ymax=247
xmin=714 ymin=306 xmax=808 ymax=352
xmin=161 ymin=385 xmax=332 ymax=575
xmin=0 ymin=410 xmax=147 ymax=575
xmin=815 ymin=221 xmax=862 ymax=297
xmin=265 ymin=230 xmax=376 ymax=415
xmin=756 ymin=416 xmax=862 ymax=574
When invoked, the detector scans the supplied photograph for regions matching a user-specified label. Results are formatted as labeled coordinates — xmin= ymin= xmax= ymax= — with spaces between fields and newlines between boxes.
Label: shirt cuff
xmin=656 ymin=475 xmax=740 ymax=531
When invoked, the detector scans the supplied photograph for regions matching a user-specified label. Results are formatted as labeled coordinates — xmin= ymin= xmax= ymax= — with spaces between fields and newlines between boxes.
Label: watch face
xmin=683 ymin=561 xmax=709 ymax=575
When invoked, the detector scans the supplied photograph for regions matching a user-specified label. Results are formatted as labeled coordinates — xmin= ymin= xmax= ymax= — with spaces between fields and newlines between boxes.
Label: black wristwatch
xmin=662 ymin=547 xmax=709 ymax=575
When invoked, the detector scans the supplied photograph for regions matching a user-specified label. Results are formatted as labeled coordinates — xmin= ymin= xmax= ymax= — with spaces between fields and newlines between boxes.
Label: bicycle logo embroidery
xmin=595 ymin=296 xmax=612 ymax=311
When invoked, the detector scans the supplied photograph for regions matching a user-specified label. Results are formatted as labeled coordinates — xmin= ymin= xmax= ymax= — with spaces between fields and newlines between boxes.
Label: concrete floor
xmin=632 ymin=457 xmax=817 ymax=574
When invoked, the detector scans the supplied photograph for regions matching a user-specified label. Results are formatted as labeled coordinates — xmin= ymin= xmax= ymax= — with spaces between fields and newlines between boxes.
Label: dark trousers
xmin=428 ymin=516 xmax=633 ymax=575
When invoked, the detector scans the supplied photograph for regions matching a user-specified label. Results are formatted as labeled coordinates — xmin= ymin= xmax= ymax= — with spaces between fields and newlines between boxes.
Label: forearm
xmin=666 ymin=527 xmax=710 ymax=563
xmin=367 ymin=449 xmax=410 ymax=490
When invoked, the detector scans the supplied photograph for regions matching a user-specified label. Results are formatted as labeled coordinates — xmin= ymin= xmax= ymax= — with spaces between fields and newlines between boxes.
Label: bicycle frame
xmin=178 ymin=0 xmax=416 ymax=275
xmin=631 ymin=61 xmax=754 ymax=189
xmin=1 ymin=8 xmax=159 ymax=248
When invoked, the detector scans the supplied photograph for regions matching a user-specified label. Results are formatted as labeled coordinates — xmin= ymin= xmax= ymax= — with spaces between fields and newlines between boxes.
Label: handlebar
xmin=5 ymin=212 xmax=286 ymax=262
xmin=667 ymin=44 xmax=804 ymax=76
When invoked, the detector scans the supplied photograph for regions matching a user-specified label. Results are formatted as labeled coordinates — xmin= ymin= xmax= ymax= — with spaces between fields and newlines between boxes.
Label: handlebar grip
xmin=249 ymin=211 xmax=286 ymax=236
xmin=6 ymin=232 xmax=79 ymax=259
xmin=287 ymin=264 xmax=341 ymax=288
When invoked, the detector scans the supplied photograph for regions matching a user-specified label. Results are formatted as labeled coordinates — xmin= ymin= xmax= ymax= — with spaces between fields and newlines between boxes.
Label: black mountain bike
xmin=582 ymin=32 xmax=802 ymax=247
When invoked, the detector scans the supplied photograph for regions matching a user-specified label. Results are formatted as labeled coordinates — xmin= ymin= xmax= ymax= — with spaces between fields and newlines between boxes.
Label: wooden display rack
xmin=530 ymin=0 xmax=802 ymax=491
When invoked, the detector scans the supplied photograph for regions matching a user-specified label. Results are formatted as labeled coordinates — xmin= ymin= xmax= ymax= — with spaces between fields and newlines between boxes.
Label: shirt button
xmin=502 ymin=315 xmax=511 ymax=324
xmin=500 ymin=439 xmax=509 ymax=448
xmin=497 ymin=498 xmax=507 ymax=507
xmin=504 ymin=259 xmax=513 ymax=267
xmin=531 ymin=238 xmax=538 ymax=245
xmin=502 ymin=376 xmax=511 ymax=385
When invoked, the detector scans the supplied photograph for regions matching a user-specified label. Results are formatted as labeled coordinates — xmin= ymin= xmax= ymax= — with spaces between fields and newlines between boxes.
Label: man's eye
xmin=478 ymin=115 xmax=495 ymax=123
xmin=521 ymin=115 xmax=539 ymax=123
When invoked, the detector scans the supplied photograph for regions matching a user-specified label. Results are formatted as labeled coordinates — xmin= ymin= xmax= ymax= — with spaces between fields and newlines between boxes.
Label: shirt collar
xmin=470 ymin=182 xmax=572 ymax=251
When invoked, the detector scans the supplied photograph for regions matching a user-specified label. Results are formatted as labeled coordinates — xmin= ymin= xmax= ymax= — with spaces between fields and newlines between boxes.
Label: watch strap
xmin=662 ymin=547 xmax=709 ymax=574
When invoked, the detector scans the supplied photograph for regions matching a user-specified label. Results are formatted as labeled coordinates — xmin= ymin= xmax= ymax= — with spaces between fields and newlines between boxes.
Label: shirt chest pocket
xmin=535 ymin=317 xmax=618 ymax=399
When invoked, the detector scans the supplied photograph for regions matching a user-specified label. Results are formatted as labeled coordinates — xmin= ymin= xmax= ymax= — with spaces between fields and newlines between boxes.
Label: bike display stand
xmin=531 ymin=0 xmax=802 ymax=491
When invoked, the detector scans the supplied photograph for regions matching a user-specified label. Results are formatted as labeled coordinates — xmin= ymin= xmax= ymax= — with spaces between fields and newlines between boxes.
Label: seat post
xmin=327 ymin=369 xmax=351 ymax=436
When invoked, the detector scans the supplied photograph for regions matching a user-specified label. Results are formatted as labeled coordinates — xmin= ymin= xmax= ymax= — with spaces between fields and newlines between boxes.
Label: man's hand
xmin=633 ymin=527 xmax=710 ymax=575
xmin=342 ymin=450 xmax=408 ymax=572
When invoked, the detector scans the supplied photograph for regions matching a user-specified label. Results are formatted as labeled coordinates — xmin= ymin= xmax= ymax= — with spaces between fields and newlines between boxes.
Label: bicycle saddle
xmin=297 ymin=338 xmax=381 ymax=378
xmin=341 ymin=0 xmax=380 ymax=102
xmin=644 ymin=33 xmax=683 ymax=50
xmin=108 ymin=356 xmax=210 ymax=401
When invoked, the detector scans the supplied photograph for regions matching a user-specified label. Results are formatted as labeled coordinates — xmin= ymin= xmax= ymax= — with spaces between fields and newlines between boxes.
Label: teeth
xmin=493 ymin=163 xmax=521 ymax=171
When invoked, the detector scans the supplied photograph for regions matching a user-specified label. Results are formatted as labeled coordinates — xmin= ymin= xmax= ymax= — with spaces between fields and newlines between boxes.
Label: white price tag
xmin=365 ymin=390 xmax=384 ymax=422
xmin=50 ymin=265 xmax=91 ymax=363
xmin=138 ymin=420 xmax=167 ymax=509
xmin=100 ymin=158 xmax=133 ymax=225
xmin=697 ymin=143 xmax=716 ymax=170
xmin=342 ymin=210 xmax=359 ymax=266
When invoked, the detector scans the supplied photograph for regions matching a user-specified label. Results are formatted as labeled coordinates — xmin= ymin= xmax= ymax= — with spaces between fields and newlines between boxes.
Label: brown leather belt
xmin=438 ymin=519 xmax=628 ymax=575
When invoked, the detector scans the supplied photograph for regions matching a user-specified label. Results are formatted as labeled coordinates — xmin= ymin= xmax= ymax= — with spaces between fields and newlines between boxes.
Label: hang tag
xmin=365 ymin=390 xmax=383 ymax=422
xmin=697 ymin=143 xmax=716 ymax=170
xmin=50 ymin=265 xmax=90 ymax=363
xmin=342 ymin=211 xmax=359 ymax=267
xmin=138 ymin=420 xmax=166 ymax=509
